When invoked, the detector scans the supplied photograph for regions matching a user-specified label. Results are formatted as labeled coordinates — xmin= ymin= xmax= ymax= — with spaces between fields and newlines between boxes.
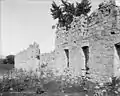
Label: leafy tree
xmin=75 ymin=0 xmax=91 ymax=16
xmin=3 ymin=58 xmax=8 ymax=64
xmin=3 ymin=55 xmax=15 ymax=64
xmin=6 ymin=55 xmax=15 ymax=64
xmin=50 ymin=0 xmax=91 ymax=30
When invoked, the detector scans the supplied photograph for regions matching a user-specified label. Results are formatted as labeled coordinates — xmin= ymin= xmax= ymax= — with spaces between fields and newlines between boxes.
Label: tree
xmin=3 ymin=59 xmax=8 ymax=64
xmin=75 ymin=0 xmax=91 ymax=16
xmin=5 ymin=55 xmax=15 ymax=64
xmin=50 ymin=0 xmax=91 ymax=30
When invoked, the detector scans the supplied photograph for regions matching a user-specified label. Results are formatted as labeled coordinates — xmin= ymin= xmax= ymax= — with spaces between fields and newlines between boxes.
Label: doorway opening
xmin=64 ymin=49 xmax=69 ymax=67
xmin=82 ymin=46 xmax=89 ymax=74
xmin=115 ymin=43 xmax=120 ymax=59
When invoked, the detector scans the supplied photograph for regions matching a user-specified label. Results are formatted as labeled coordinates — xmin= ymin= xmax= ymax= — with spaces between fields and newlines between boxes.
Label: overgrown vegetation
xmin=0 ymin=67 xmax=120 ymax=96
xmin=0 ymin=67 xmax=90 ymax=95
xmin=50 ymin=0 xmax=91 ymax=30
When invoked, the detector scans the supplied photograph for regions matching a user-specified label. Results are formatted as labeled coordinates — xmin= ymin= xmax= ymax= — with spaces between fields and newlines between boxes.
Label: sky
xmin=1 ymin=0 xmax=120 ymax=56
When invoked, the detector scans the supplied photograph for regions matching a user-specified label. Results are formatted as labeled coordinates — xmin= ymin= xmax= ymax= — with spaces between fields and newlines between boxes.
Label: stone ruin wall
xmin=40 ymin=51 xmax=56 ymax=69
xmin=53 ymin=0 xmax=120 ymax=82
xmin=55 ymin=14 xmax=89 ymax=75
xmin=88 ymin=1 xmax=120 ymax=83
xmin=15 ymin=42 xmax=40 ymax=71
xmin=39 ymin=15 xmax=88 ymax=75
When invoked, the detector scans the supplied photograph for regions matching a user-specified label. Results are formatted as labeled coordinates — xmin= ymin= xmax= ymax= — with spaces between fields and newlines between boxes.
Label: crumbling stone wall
xmin=15 ymin=42 xmax=40 ymax=71
xmin=40 ymin=0 xmax=120 ymax=83
xmin=54 ymin=14 xmax=88 ymax=75
xmin=40 ymin=51 xmax=56 ymax=70
xmin=88 ymin=0 xmax=120 ymax=83
xmin=54 ymin=49 xmax=68 ymax=72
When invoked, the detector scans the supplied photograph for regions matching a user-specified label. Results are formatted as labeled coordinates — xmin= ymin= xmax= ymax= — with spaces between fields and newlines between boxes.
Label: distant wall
xmin=15 ymin=42 xmax=40 ymax=71
xmin=40 ymin=51 xmax=55 ymax=69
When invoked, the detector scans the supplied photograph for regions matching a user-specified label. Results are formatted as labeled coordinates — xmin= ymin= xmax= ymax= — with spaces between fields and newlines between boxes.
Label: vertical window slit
xmin=64 ymin=49 xmax=69 ymax=67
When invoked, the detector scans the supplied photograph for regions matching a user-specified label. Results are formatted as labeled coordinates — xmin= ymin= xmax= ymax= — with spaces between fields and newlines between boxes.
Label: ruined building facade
xmin=15 ymin=0 xmax=120 ymax=83
xmin=54 ymin=14 xmax=88 ymax=75
xmin=52 ymin=0 xmax=120 ymax=83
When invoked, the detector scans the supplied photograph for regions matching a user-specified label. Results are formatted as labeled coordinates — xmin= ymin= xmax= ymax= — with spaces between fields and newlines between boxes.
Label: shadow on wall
xmin=0 ymin=64 xmax=14 ymax=76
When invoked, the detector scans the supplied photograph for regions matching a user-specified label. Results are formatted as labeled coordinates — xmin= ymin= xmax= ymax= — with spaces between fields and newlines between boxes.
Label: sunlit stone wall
xmin=40 ymin=51 xmax=55 ymax=69
xmin=88 ymin=0 xmax=120 ymax=83
xmin=15 ymin=42 xmax=40 ymax=71
xmin=54 ymin=14 xmax=88 ymax=75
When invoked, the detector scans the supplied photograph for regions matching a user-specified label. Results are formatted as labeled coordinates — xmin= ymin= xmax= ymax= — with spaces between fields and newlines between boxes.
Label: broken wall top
xmin=55 ymin=0 xmax=120 ymax=49
xmin=15 ymin=42 xmax=40 ymax=57
xmin=88 ymin=0 xmax=120 ymax=44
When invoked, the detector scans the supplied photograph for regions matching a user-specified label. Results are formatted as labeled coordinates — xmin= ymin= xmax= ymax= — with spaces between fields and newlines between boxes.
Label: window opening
xmin=64 ymin=49 xmax=69 ymax=67
xmin=82 ymin=46 xmax=89 ymax=74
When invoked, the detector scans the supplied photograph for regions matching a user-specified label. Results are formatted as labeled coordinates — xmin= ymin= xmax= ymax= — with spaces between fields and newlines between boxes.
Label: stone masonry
xmin=88 ymin=0 xmax=120 ymax=83
xmin=15 ymin=42 xmax=40 ymax=71
xmin=55 ymin=14 xmax=88 ymax=75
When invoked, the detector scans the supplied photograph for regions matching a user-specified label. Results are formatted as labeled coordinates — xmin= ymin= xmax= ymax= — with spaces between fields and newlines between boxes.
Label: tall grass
xmin=0 ymin=66 xmax=120 ymax=96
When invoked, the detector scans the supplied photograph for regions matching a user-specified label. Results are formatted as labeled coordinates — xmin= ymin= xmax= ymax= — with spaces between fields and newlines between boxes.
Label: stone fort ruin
xmin=15 ymin=0 xmax=120 ymax=83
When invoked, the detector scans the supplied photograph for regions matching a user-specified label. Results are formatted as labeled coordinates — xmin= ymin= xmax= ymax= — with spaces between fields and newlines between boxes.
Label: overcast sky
xmin=1 ymin=0 xmax=120 ymax=56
